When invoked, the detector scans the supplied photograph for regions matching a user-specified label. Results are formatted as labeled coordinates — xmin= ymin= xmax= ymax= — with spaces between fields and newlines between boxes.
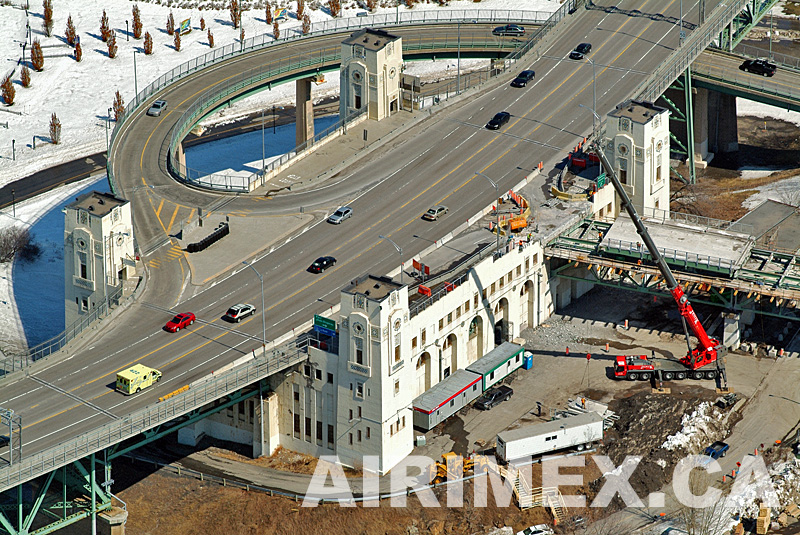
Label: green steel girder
xmin=0 ymin=457 xmax=114 ymax=535
xmin=108 ymin=384 xmax=262 ymax=461
xmin=656 ymin=90 xmax=691 ymax=184
xmin=552 ymin=265 xmax=800 ymax=321
xmin=718 ymin=0 xmax=781 ymax=50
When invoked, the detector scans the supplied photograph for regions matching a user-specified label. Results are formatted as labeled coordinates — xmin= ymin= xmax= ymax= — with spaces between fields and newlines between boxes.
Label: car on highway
xmin=474 ymin=385 xmax=513 ymax=410
xmin=485 ymin=111 xmax=511 ymax=130
xmin=308 ymin=256 xmax=336 ymax=273
xmin=422 ymin=205 xmax=449 ymax=221
xmin=492 ymin=24 xmax=524 ymax=37
xmin=739 ymin=58 xmax=776 ymax=77
xmin=569 ymin=42 xmax=592 ymax=60
xmin=147 ymin=100 xmax=168 ymax=116
xmin=510 ymin=70 xmax=535 ymax=88
xmin=165 ymin=312 xmax=195 ymax=332
xmin=327 ymin=206 xmax=353 ymax=224
xmin=515 ymin=524 xmax=553 ymax=535
xmin=224 ymin=303 xmax=256 ymax=323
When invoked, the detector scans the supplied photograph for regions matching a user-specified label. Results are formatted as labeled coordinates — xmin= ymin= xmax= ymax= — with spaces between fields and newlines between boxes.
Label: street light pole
xmin=378 ymin=235 xmax=404 ymax=285
xmin=678 ymin=0 xmax=686 ymax=45
xmin=261 ymin=107 xmax=265 ymax=175
xmin=243 ymin=261 xmax=267 ymax=358
xmin=11 ymin=189 xmax=15 ymax=218
xmin=769 ymin=11 xmax=773 ymax=61
xmin=133 ymin=51 xmax=139 ymax=106
xmin=477 ymin=172 xmax=501 ymax=257
xmin=457 ymin=21 xmax=461 ymax=93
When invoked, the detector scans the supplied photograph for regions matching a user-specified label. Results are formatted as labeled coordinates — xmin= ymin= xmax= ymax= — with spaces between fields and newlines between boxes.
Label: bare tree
xmin=31 ymin=39 xmax=44 ymax=71
xmin=112 ymin=91 xmax=124 ymax=121
xmin=74 ymin=42 xmax=82 ymax=62
xmin=328 ymin=0 xmax=341 ymax=17
xmin=65 ymin=14 xmax=77 ymax=45
xmin=675 ymin=469 xmax=732 ymax=535
xmin=20 ymin=65 xmax=31 ymax=88
xmin=200 ymin=16 xmax=206 ymax=31
xmin=42 ymin=0 xmax=53 ymax=36
xmin=207 ymin=29 xmax=214 ymax=48
xmin=1 ymin=75 xmax=14 ymax=106
xmin=302 ymin=14 xmax=311 ymax=35
xmin=229 ymin=0 xmax=241 ymax=28
xmin=49 ymin=113 xmax=61 ymax=144
xmin=272 ymin=20 xmax=280 ymax=40
xmin=166 ymin=11 xmax=175 ymax=35
xmin=100 ymin=10 xmax=111 ymax=42
xmin=107 ymin=30 xmax=118 ymax=58
xmin=0 ymin=228 xmax=32 ymax=263
xmin=174 ymin=31 xmax=181 ymax=52
xmin=144 ymin=32 xmax=153 ymax=55
xmin=297 ymin=0 xmax=305 ymax=19
xmin=265 ymin=2 xmax=273 ymax=24
xmin=132 ymin=5 xmax=143 ymax=39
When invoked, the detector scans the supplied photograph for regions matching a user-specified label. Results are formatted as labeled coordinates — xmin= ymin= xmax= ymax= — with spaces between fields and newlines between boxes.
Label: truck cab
xmin=703 ymin=441 xmax=729 ymax=460
xmin=614 ymin=355 xmax=655 ymax=380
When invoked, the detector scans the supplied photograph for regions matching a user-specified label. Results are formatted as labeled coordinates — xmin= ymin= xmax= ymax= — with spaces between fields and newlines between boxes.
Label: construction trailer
xmin=412 ymin=369 xmax=482 ymax=431
xmin=496 ymin=412 xmax=605 ymax=463
xmin=465 ymin=341 xmax=524 ymax=391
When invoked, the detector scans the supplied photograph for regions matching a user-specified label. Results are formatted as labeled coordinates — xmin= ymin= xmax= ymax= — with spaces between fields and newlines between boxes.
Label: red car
xmin=165 ymin=312 xmax=195 ymax=332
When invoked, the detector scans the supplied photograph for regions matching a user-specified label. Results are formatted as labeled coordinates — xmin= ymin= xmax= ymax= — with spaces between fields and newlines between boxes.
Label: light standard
xmin=11 ymin=189 xmax=15 ymax=218
xmin=578 ymin=104 xmax=601 ymax=138
xmin=678 ymin=0 xmax=686 ymax=45
xmin=133 ymin=51 xmax=139 ymax=106
xmin=585 ymin=58 xmax=597 ymax=135
xmin=476 ymin=172 xmax=501 ymax=257
xmin=457 ymin=21 xmax=461 ymax=93
xmin=769 ymin=11 xmax=774 ymax=61
xmin=242 ymin=261 xmax=267 ymax=358
xmin=378 ymin=235 xmax=404 ymax=285
xmin=261 ymin=107 xmax=265 ymax=175
xmin=105 ymin=107 xmax=112 ymax=154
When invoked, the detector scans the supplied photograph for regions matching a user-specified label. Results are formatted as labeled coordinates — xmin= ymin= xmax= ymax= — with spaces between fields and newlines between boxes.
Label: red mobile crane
xmin=590 ymin=140 xmax=727 ymax=385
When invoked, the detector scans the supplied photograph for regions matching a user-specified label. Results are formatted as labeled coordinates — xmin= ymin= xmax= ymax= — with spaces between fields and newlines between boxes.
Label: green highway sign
xmin=314 ymin=315 xmax=336 ymax=331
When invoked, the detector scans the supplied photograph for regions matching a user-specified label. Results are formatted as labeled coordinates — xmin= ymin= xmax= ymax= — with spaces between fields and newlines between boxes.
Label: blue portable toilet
xmin=522 ymin=351 xmax=533 ymax=370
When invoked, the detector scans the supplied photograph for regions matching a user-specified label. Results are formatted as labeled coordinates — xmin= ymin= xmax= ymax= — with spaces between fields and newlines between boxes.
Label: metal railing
xmin=732 ymin=43 xmax=800 ymax=71
xmin=642 ymin=207 xmax=754 ymax=236
xmin=1 ymin=285 xmax=125 ymax=376
xmin=0 ymin=341 xmax=308 ymax=493
xmin=634 ymin=0 xmax=750 ymax=102
xmin=602 ymin=237 xmax=737 ymax=274
xmin=107 ymin=9 xmax=554 ymax=194
xmin=691 ymin=59 xmax=800 ymax=103
xmin=507 ymin=0 xmax=585 ymax=62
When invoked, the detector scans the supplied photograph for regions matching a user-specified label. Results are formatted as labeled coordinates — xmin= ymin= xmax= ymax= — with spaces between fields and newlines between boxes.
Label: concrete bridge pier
xmin=296 ymin=77 xmax=315 ymax=147
xmin=708 ymin=90 xmax=739 ymax=155
xmin=723 ymin=312 xmax=741 ymax=350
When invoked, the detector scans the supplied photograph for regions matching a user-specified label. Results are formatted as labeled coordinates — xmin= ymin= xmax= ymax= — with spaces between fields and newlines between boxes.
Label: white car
xmin=224 ymin=303 xmax=256 ymax=322
xmin=516 ymin=525 xmax=553 ymax=535
xmin=147 ymin=100 xmax=167 ymax=116
xmin=327 ymin=206 xmax=353 ymax=224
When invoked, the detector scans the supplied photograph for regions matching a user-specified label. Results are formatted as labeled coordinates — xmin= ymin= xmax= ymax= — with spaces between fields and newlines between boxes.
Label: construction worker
xmin=581 ymin=397 xmax=586 ymax=409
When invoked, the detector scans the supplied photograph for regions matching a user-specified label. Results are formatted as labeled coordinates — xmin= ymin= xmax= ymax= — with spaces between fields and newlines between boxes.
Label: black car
xmin=474 ymin=385 xmax=513 ymax=410
xmin=492 ymin=24 xmax=525 ymax=37
xmin=510 ymin=70 xmax=535 ymax=88
xmin=308 ymin=256 xmax=336 ymax=273
xmin=739 ymin=59 xmax=776 ymax=77
xmin=569 ymin=42 xmax=592 ymax=60
xmin=485 ymin=111 xmax=511 ymax=130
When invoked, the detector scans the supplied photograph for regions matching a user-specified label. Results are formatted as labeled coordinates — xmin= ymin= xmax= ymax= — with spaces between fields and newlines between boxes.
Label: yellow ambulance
xmin=116 ymin=364 xmax=162 ymax=394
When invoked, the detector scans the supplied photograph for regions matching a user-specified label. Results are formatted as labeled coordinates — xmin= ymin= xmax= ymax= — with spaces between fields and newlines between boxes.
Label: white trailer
xmin=496 ymin=412 xmax=604 ymax=463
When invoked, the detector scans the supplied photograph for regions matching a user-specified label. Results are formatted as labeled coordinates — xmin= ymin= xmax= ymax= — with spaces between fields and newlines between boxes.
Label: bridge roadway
xmin=0 ymin=0 xmax=728 ymax=489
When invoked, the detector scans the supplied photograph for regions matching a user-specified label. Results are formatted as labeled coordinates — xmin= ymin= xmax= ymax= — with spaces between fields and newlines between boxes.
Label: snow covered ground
xmin=0 ymin=0 xmax=558 ymax=187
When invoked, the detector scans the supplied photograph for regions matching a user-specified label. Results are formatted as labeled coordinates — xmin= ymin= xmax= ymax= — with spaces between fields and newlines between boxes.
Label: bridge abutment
xmin=98 ymin=507 xmax=128 ymax=535
xmin=723 ymin=312 xmax=742 ymax=350
xmin=296 ymin=78 xmax=315 ymax=147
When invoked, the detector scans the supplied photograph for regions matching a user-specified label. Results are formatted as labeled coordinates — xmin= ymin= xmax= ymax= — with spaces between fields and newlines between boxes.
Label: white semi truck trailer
xmin=496 ymin=412 xmax=604 ymax=462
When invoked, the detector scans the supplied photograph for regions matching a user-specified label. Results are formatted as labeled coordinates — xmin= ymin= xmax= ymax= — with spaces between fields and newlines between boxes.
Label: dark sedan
xmin=485 ymin=111 xmax=511 ymax=130
xmin=569 ymin=42 xmax=592 ymax=60
xmin=308 ymin=256 xmax=336 ymax=273
xmin=510 ymin=70 xmax=535 ymax=88
xmin=492 ymin=24 xmax=524 ymax=37
xmin=474 ymin=385 xmax=513 ymax=410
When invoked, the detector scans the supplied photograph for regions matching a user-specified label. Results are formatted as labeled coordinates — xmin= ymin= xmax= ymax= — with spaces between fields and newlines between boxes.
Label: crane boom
xmin=590 ymin=141 xmax=723 ymax=370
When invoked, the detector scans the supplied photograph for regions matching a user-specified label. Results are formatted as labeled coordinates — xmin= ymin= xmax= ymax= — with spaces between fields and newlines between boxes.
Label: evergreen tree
xmin=100 ymin=10 xmax=111 ymax=42
xmin=107 ymin=31 xmax=118 ymax=58
xmin=20 ymin=65 xmax=31 ymax=88
xmin=42 ymin=0 xmax=53 ymax=37
xmin=31 ymin=39 xmax=44 ymax=71
xmin=144 ymin=32 xmax=153 ymax=55
xmin=49 ymin=113 xmax=61 ymax=144
xmin=132 ymin=5 xmax=143 ymax=39
xmin=65 ymin=14 xmax=76 ymax=46
xmin=1 ymin=75 xmax=14 ymax=106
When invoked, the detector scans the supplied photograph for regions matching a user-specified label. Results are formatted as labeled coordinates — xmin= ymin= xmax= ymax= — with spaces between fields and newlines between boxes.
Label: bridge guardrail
xmin=634 ymin=0 xmax=750 ymax=102
xmin=107 ymin=9 xmax=554 ymax=195
xmin=691 ymin=60 xmax=800 ymax=103
xmin=0 ymin=342 xmax=308 ymax=493
xmin=732 ymin=43 xmax=800 ymax=72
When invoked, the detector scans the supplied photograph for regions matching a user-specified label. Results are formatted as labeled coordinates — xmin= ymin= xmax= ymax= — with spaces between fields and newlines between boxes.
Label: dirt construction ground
xmin=62 ymin=104 xmax=800 ymax=532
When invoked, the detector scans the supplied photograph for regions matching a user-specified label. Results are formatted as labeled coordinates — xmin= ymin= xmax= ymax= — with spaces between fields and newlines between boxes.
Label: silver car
xmin=327 ymin=206 xmax=353 ymax=224
xmin=147 ymin=100 xmax=167 ymax=116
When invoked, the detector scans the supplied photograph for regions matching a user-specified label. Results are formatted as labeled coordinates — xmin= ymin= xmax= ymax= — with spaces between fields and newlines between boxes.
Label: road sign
xmin=314 ymin=314 xmax=336 ymax=331
xmin=314 ymin=325 xmax=336 ymax=338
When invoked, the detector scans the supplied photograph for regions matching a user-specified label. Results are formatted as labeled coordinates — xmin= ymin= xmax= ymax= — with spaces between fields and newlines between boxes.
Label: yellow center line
xmin=165 ymin=204 xmax=180 ymax=235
